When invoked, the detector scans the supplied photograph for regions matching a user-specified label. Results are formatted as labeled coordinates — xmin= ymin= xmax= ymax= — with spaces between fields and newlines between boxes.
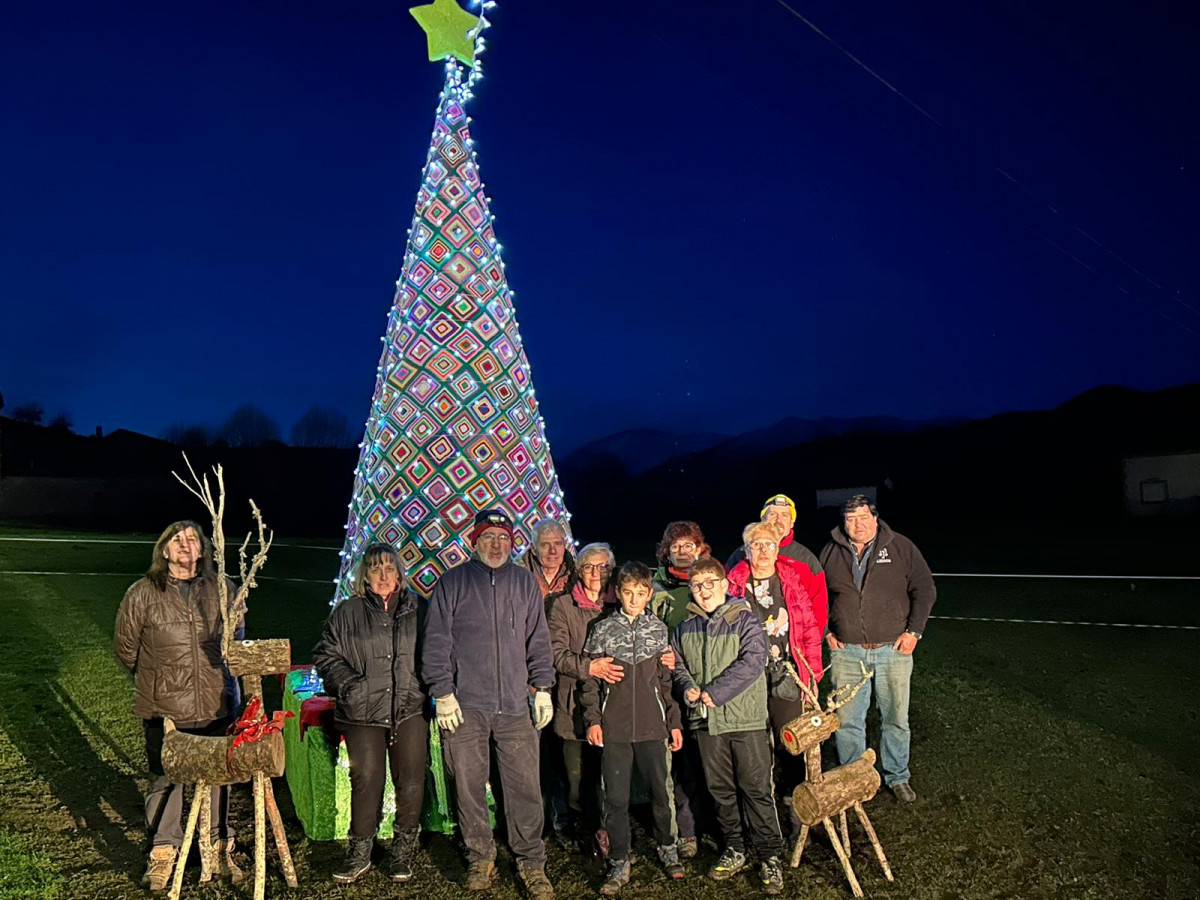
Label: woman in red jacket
xmin=726 ymin=521 xmax=825 ymax=836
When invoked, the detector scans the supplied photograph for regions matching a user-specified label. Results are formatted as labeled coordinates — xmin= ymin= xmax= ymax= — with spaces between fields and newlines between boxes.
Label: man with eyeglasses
xmin=422 ymin=509 xmax=557 ymax=898
xmin=650 ymin=521 xmax=712 ymax=861
xmin=819 ymin=495 xmax=936 ymax=803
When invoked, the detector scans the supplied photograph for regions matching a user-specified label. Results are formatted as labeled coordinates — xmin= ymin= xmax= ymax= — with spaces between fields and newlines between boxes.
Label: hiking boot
xmin=142 ymin=845 xmax=177 ymax=892
xmin=464 ymin=859 xmax=497 ymax=891
xmin=657 ymin=842 xmax=685 ymax=879
xmin=599 ymin=858 xmax=631 ymax=895
xmin=518 ymin=862 xmax=555 ymax=900
xmin=708 ymin=847 xmax=747 ymax=881
xmin=387 ymin=830 xmax=419 ymax=883
xmin=760 ymin=856 xmax=784 ymax=895
xmin=216 ymin=838 xmax=245 ymax=884
xmin=331 ymin=837 xmax=373 ymax=884
xmin=890 ymin=782 xmax=917 ymax=802
xmin=677 ymin=835 xmax=698 ymax=860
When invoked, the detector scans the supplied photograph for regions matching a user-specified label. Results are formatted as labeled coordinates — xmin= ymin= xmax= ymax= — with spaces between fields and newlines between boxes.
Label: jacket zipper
xmin=188 ymin=584 xmax=202 ymax=718
xmin=492 ymin=568 xmax=502 ymax=714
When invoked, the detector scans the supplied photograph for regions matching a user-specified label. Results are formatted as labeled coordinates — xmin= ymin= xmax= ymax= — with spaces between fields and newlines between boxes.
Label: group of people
xmin=115 ymin=492 xmax=936 ymax=896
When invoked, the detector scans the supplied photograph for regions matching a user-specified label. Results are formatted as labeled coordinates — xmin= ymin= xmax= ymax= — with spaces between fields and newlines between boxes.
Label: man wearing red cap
xmin=422 ymin=509 xmax=556 ymax=899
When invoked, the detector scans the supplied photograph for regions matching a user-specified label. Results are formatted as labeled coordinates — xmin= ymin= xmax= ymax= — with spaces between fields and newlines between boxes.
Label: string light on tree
xmin=332 ymin=0 xmax=572 ymax=603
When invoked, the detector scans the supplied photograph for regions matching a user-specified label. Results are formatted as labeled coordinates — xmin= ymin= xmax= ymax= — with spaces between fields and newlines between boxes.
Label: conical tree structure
xmin=334 ymin=68 xmax=570 ymax=601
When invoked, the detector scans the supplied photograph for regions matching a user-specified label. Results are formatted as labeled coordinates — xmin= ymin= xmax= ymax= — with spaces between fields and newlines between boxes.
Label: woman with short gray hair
xmin=546 ymin=541 xmax=619 ymax=854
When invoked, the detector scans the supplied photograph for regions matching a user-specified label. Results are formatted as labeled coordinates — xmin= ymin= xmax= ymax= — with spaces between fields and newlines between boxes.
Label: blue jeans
xmin=831 ymin=643 xmax=913 ymax=787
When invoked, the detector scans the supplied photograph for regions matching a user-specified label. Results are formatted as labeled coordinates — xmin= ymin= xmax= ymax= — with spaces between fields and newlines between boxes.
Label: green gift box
xmin=282 ymin=669 xmax=493 ymax=840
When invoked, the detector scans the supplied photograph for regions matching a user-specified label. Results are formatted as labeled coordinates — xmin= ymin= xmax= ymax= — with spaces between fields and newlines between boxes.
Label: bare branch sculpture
xmin=172 ymin=454 xmax=273 ymax=660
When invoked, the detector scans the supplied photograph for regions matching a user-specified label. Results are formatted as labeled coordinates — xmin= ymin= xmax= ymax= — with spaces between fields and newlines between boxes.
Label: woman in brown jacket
xmin=546 ymin=542 xmax=621 ymax=853
xmin=113 ymin=520 xmax=242 ymax=892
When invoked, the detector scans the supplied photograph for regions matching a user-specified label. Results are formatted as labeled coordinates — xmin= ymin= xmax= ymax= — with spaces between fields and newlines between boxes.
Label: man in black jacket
xmin=820 ymin=496 xmax=936 ymax=802
xmin=422 ymin=509 xmax=556 ymax=898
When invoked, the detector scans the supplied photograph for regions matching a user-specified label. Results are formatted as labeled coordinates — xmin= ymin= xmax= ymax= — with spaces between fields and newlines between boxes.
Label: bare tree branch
xmin=172 ymin=453 xmax=270 ymax=660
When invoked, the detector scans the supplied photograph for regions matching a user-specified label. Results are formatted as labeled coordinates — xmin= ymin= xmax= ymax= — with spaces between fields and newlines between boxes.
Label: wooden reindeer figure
xmin=778 ymin=658 xmax=895 ymax=898
xmin=161 ymin=457 xmax=298 ymax=900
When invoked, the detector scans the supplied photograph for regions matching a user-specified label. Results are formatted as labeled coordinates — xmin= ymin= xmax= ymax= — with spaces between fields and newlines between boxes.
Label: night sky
xmin=2 ymin=0 xmax=1197 ymax=452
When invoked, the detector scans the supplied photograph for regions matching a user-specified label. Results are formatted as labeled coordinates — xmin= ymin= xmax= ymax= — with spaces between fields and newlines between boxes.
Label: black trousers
xmin=562 ymin=737 xmax=603 ymax=832
xmin=696 ymin=728 xmax=784 ymax=858
xmin=343 ymin=715 xmax=429 ymax=839
xmin=670 ymin=731 xmax=709 ymax=840
xmin=767 ymin=694 xmax=807 ymax=822
xmin=601 ymin=740 xmax=673 ymax=861
xmin=143 ymin=717 xmax=233 ymax=849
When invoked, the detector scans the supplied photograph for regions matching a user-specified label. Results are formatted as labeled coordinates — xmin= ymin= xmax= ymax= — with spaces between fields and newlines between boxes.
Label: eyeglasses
xmin=580 ymin=563 xmax=611 ymax=573
xmin=748 ymin=541 xmax=777 ymax=552
xmin=690 ymin=578 xmax=723 ymax=593
xmin=670 ymin=541 xmax=697 ymax=552
xmin=477 ymin=533 xmax=512 ymax=544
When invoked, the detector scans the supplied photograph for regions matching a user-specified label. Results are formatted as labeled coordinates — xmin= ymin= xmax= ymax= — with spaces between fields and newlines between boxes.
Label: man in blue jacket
xmin=422 ymin=509 xmax=556 ymax=899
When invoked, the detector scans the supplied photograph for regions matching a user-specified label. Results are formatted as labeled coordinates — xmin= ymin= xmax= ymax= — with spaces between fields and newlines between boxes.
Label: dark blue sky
xmin=2 ymin=0 xmax=1197 ymax=451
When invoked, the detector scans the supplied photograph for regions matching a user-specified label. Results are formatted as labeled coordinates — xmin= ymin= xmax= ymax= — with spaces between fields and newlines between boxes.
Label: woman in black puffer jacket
xmin=313 ymin=543 xmax=427 ymax=885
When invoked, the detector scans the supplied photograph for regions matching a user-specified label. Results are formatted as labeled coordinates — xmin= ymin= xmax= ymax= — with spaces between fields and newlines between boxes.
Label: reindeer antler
xmin=173 ymin=453 xmax=272 ymax=660
xmin=825 ymin=661 xmax=873 ymax=713
xmin=791 ymin=654 xmax=873 ymax=714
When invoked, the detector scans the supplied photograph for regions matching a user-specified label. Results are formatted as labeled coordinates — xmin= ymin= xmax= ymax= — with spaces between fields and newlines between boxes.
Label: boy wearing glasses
xmin=670 ymin=557 xmax=785 ymax=895
xmin=581 ymin=562 xmax=685 ymax=894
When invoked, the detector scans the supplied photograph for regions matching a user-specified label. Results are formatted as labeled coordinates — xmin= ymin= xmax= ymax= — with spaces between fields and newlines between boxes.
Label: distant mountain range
xmin=560 ymin=415 xmax=970 ymax=475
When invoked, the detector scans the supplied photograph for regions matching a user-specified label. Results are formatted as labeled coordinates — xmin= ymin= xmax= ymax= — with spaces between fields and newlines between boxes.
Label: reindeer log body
xmin=781 ymin=710 xmax=841 ymax=757
xmin=792 ymin=749 xmax=880 ymax=826
xmin=161 ymin=719 xmax=285 ymax=786
xmin=227 ymin=639 xmax=292 ymax=678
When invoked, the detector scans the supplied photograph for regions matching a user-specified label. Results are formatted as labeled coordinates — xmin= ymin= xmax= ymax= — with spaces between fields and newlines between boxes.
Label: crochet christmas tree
xmin=334 ymin=0 xmax=570 ymax=601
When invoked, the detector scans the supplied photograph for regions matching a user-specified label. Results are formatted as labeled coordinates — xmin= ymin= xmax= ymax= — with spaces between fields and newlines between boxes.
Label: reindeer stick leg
xmin=790 ymin=824 xmax=809 ymax=868
xmin=840 ymin=808 xmax=850 ymax=855
xmin=168 ymin=784 xmax=206 ymax=900
xmin=253 ymin=773 xmax=267 ymax=900
xmin=198 ymin=788 xmax=214 ymax=883
xmin=824 ymin=818 xmax=863 ymax=898
xmin=853 ymin=802 xmax=893 ymax=881
xmin=264 ymin=781 xmax=298 ymax=887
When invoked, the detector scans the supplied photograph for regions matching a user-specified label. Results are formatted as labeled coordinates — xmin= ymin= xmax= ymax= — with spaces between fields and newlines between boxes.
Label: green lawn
xmin=1 ymin=529 xmax=1198 ymax=899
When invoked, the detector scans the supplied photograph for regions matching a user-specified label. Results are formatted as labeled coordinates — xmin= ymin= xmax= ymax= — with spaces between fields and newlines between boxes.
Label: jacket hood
xmin=727 ymin=556 xmax=806 ymax=595
xmin=686 ymin=597 xmax=752 ymax=623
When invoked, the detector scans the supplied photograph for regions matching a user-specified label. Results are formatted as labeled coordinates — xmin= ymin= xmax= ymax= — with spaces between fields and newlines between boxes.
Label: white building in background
xmin=1122 ymin=452 xmax=1200 ymax=516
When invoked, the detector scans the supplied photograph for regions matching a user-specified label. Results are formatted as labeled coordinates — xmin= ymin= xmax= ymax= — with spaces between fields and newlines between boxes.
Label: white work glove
xmin=436 ymin=694 xmax=464 ymax=733
xmin=532 ymin=690 xmax=553 ymax=731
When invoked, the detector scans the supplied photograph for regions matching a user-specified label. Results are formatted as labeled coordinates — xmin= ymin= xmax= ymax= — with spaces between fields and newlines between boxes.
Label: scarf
xmin=573 ymin=581 xmax=614 ymax=611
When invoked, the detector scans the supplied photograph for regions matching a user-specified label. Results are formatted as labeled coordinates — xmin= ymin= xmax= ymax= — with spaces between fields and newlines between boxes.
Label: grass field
xmin=1 ymin=529 xmax=1198 ymax=900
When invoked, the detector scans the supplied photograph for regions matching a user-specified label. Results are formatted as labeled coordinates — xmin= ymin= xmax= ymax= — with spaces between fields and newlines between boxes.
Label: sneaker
xmin=657 ymin=843 xmax=685 ymax=879
xmin=331 ymin=837 xmax=373 ymax=884
xmin=890 ymin=782 xmax=917 ymax=802
xmin=708 ymin=847 xmax=747 ymax=881
xmin=464 ymin=859 xmax=497 ymax=892
xmin=760 ymin=856 xmax=784 ymax=895
xmin=599 ymin=858 xmax=631 ymax=895
xmin=142 ymin=845 xmax=177 ymax=892
xmin=387 ymin=830 xmax=420 ymax=883
xmin=677 ymin=836 xmax=698 ymax=860
xmin=215 ymin=838 xmax=244 ymax=884
xmin=518 ymin=862 xmax=555 ymax=900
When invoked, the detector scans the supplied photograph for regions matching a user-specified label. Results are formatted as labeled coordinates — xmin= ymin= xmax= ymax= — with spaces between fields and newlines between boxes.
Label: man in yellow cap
xmin=726 ymin=495 xmax=823 ymax=580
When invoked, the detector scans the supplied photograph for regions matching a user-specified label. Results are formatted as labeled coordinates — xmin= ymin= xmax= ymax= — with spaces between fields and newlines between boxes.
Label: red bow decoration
xmin=226 ymin=696 xmax=294 ymax=776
